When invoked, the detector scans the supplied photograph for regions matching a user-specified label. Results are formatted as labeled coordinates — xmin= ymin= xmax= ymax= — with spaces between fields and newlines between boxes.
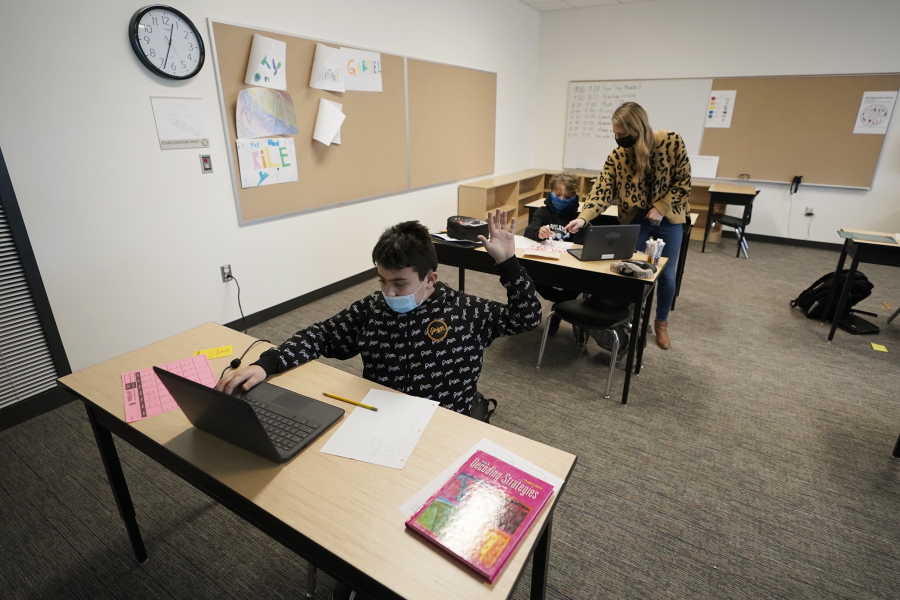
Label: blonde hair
xmin=548 ymin=172 xmax=579 ymax=197
xmin=612 ymin=102 xmax=655 ymax=178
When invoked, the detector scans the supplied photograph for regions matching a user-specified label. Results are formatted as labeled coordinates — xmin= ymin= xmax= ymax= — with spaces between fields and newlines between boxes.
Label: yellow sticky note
xmin=194 ymin=345 xmax=234 ymax=359
xmin=871 ymin=343 xmax=888 ymax=353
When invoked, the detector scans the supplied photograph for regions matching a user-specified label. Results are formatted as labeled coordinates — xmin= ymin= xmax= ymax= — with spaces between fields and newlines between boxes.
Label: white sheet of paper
xmin=705 ymin=90 xmax=736 ymax=128
xmin=853 ymin=91 xmax=898 ymax=134
xmin=149 ymin=96 xmax=209 ymax=150
xmin=513 ymin=235 xmax=573 ymax=251
xmin=689 ymin=155 xmax=720 ymax=179
xmin=309 ymin=43 xmax=345 ymax=92
xmin=320 ymin=390 xmax=438 ymax=469
xmin=244 ymin=34 xmax=287 ymax=91
xmin=312 ymin=98 xmax=345 ymax=146
xmin=399 ymin=438 xmax=566 ymax=518
xmin=342 ymin=47 xmax=383 ymax=92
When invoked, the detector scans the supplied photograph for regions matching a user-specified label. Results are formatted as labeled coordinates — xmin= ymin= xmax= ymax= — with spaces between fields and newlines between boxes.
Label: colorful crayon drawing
xmin=235 ymin=138 xmax=298 ymax=188
xmin=236 ymin=88 xmax=299 ymax=139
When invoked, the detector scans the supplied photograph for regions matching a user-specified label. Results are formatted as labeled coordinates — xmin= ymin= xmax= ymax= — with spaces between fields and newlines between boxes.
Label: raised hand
xmin=478 ymin=210 xmax=516 ymax=264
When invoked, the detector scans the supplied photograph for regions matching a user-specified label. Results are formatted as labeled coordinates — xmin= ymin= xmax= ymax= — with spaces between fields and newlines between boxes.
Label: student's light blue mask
xmin=382 ymin=278 xmax=427 ymax=313
xmin=549 ymin=192 xmax=577 ymax=212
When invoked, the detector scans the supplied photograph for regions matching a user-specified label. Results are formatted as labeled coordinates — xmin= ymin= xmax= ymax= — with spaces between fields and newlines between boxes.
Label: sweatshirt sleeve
xmin=652 ymin=132 xmax=691 ymax=219
xmin=477 ymin=256 xmax=543 ymax=345
xmin=523 ymin=206 xmax=550 ymax=240
xmin=253 ymin=297 xmax=372 ymax=376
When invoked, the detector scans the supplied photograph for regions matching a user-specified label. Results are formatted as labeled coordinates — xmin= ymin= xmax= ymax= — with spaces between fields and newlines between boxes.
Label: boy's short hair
xmin=372 ymin=221 xmax=438 ymax=280
xmin=548 ymin=172 xmax=579 ymax=197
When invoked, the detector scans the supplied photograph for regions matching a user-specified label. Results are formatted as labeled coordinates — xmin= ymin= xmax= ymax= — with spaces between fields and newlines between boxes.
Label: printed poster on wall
xmin=149 ymin=96 xmax=209 ymax=149
xmin=705 ymin=90 xmax=736 ymax=128
xmin=853 ymin=91 xmax=897 ymax=134
xmin=235 ymin=138 xmax=298 ymax=188
xmin=342 ymin=47 xmax=383 ymax=92
xmin=236 ymin=87 xmax=299 ymax=139
xmin=244 ymin=34 xmax=287 ymax=91
xmin=309 ymin=43 xmax=345 ymax=92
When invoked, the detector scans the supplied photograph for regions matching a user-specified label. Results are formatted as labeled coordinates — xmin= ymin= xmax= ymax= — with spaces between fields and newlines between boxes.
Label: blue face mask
xmin=382 ymin=278 xmax=427 ymax=313
xmin=550 ymin=192 xmax=577 ymax=212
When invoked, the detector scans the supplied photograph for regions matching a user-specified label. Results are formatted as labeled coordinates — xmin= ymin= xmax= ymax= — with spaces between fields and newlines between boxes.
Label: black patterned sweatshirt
xmin=253 ymin=256 xmax=542 ymax=414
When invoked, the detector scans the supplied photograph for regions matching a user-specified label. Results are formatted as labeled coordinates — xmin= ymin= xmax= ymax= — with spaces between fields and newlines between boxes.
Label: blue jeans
xmin=635 ymin=216 xmax=682 ymax=322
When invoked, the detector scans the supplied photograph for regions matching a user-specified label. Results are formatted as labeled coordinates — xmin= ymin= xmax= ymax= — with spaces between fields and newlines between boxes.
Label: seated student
xmin=216 ymin=210 xmax=542 ymax=417
xmin=523 ymin=172 xmax=586 ymax=335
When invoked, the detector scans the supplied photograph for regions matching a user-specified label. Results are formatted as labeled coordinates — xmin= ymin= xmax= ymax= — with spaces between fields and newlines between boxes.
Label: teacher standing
xmin=565 ymin=102 xmax=691 ymax=349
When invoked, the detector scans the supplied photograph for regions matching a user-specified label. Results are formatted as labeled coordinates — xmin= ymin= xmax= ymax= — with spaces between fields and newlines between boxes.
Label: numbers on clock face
xmin=135 ymin=8 xmax=202 ymax=78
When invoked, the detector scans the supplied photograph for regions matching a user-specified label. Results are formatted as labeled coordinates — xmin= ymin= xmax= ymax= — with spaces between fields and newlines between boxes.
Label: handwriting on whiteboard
xmin=567 ymin=82 xmax=642 ymax=141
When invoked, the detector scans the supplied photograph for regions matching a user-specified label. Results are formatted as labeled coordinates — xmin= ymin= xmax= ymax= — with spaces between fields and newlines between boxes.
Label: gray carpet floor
xmin=2 ymin=237 xmax=899 ymax=599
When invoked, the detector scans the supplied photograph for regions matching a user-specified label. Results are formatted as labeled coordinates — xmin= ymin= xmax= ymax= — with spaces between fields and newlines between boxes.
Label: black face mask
xmin=615 ymin=134 xmax=638 ymax=148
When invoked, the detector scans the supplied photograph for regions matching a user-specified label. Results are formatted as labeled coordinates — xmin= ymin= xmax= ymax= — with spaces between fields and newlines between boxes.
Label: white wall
xmin=535 ymin=0 xmax=900 ymax=243
xmin=0 ymin=0 xmax=539 ymax=370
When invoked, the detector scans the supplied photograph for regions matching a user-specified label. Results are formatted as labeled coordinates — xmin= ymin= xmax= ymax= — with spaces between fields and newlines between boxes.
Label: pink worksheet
xmin=122 ymin=355 xmax=217 ymax=423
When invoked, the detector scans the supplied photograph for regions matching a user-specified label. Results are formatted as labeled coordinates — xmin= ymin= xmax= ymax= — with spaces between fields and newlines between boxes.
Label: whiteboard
xmin=563 ymin=79 xmax=712 ymax=170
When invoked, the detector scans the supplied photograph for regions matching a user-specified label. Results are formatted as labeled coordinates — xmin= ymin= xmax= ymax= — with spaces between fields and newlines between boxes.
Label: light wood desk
xmin=434 ymin=243 xmax=667 ymax=405
xmin=58 ymin=322 xmax=577 ymax=599
xmin=522 ymin=200 xmax=696 ymax=307
xmin=823 ymin=229 xmax=900 ymax=341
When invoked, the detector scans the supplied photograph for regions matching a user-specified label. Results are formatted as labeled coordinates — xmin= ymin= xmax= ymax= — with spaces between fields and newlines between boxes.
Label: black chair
xmin=536 ymin=296 xmax=632 ymax=399
xmin=701 ymin=184 xmax=759 ymax=258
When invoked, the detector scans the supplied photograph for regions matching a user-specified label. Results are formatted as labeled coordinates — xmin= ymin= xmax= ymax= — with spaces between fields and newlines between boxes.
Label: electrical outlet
xmin=805 ymin=207 xmax=814 ymax=217
xmin=220 ymin=264 xmax=232 ymax=282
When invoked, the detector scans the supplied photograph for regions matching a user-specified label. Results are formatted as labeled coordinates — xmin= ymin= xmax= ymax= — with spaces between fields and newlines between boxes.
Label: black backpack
xmin=790 ymin=270 xmax=873 ymax=321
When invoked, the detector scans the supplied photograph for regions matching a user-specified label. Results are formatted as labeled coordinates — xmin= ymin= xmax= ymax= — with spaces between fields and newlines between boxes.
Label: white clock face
xmin=134 ymin=7 xmax=203 ymax=79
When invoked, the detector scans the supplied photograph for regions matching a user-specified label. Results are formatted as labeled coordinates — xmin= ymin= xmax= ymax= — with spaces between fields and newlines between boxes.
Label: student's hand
xmin=479 ymin=210 xmax=516 ymax=264
xmin=565 ymin=218 xmax=587 ymax=233
xmin=538 ymin=225 xmax=552 ymax=240
xmin=646 ymin=207 xmax=664 ymax=226
xmin=215 ymin=365 xmax=266 ymax=395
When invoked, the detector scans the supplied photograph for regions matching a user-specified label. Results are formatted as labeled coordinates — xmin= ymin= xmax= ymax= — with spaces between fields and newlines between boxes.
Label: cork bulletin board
xmin=564 ymin=73 xmax=900 ymax=189
xmin=209 ymin=21 xmax=497 ymax=225
xmin=700 ymin=74 xmax=900 ymax=188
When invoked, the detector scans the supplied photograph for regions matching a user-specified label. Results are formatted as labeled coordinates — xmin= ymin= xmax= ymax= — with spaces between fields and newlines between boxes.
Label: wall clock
xmin=129 ymin=5 xmax=205 ymax=80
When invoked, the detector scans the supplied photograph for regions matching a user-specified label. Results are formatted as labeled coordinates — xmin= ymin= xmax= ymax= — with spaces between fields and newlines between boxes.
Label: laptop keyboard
xmin=243 ymin=397 xmax=322 ymax=451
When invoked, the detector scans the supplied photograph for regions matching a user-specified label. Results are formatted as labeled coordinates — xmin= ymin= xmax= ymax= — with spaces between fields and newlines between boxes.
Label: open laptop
xmin=154 ymin=367 xmax=344 ymax=463
xmin=567 ymin=224 xmax=640 ymax=261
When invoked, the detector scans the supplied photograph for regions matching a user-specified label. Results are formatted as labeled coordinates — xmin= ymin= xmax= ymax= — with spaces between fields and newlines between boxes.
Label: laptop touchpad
xmin=273 ymin=394 xmax=311 ymax=413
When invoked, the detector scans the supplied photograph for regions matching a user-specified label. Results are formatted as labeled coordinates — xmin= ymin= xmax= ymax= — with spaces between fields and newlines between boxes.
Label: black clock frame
xmin=129 ymin=4 xmax=205 ymax=80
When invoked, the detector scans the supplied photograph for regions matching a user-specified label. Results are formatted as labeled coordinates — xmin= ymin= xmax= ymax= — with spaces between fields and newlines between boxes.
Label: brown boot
xmin=654 ymin=320 xmax=671 ymax=349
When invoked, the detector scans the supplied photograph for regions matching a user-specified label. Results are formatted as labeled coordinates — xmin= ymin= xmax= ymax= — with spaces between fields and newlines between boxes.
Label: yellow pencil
xmin=323 ymin=392 xmax=378 ymax=412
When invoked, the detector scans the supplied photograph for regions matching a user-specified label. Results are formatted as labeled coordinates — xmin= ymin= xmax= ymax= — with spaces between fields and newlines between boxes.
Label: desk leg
xmin=458 ymin=267 xmax=466 ymax=292
xmin=827 ymin=255 xmax=860 ymax=341
xmin=85 ymin=403 xmax=148 ymax=564
xmin=893 ymin=434 xmax=900 ymax=458
xmin=672 ymin=219 xmax=691 ymax=310
xmin=821 ymin=242 xmax=848 ymax=324
xmin=620 ymin=298 xmax=644 ymax=406
xmin=635 ymin=287 xmax=655 ymax=377
xmin=529 ymin=517 xmax=551 ymax=600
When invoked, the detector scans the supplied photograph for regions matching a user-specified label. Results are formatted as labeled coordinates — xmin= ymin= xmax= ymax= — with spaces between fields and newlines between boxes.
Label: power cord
xmin=219 ymin=338 xmax=272 ymax=380
xmin=227 ymin=274 xmax=248 ymax=333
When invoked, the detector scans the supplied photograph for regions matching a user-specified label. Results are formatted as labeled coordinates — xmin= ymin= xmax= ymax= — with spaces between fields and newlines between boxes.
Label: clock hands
xmin=162 ymin=23 xmax=174 ymax=72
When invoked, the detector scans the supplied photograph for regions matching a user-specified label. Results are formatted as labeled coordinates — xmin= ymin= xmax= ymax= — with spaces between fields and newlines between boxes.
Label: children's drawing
xmin=342 ymin=47 xmax=383 ymax=92
xmin=244 ymin=34 xmax=287 ymax=91
xmin=236 ymin=87 xmax=299 ymax=139
xmin=309 ymin=43 xmax=345 ymax=92
xmin=235 ymin=138 xmax=298 ymax=188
